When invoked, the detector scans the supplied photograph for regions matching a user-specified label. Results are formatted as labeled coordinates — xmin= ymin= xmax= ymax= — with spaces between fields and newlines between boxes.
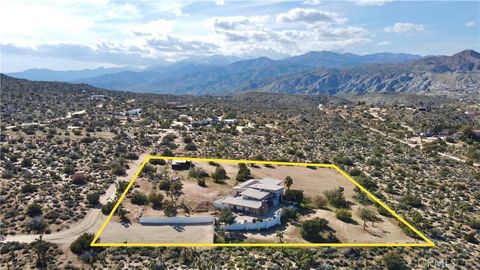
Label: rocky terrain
xmin=1 ymin=76 xmax=479 ymax=269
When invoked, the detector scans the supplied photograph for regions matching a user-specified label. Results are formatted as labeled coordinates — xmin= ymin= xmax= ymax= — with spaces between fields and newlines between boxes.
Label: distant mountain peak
xmin=454 ymin=49 xmax=480 ymax=58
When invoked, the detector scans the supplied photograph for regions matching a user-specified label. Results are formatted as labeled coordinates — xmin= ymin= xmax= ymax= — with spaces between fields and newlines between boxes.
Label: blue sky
xmin=1 ymin=0 xmax=478 ymax=72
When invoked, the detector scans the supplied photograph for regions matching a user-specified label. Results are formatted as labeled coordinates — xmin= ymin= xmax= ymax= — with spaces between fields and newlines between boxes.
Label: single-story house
xmin=219 ymin=178 xmax=284 ymax=215
xmin=128 ymin=108 xmax=142 ymax=116
xmin=171 ymin=160 xmax=191 ymax=170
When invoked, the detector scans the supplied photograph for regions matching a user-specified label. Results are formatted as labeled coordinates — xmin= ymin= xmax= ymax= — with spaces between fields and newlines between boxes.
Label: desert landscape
xmin=96 ymin=158 xmax=419 ymax=245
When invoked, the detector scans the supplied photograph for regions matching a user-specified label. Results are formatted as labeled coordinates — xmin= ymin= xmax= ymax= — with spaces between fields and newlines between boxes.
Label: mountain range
xmin=7 ymin=66 xmax=138 ymax=82
xmin=5 ymin=50 xmax=480 ymax=96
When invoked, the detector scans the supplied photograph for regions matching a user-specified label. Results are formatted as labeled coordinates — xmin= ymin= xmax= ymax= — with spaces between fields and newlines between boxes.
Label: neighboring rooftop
xmin=240 ymin=188 xmax=270 ymax=200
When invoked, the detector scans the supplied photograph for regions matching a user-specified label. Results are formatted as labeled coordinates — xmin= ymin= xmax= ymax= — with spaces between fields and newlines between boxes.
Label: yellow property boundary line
xmin=91 ymin=156 xmax=435 ymax=248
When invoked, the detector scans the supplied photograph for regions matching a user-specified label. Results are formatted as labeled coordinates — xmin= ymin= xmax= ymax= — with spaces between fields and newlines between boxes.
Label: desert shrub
xmin=169 ymin=181 xmax=183 ymax=197
xmin=377 ymin=205 xmax=393 ymax=217
xmin=235 ymin=163 xmax=251 ymax=182
xmin=400 ymin=194 xmax=422 ymax=208
xmin=101 ymin=201 xmax=115 ymax=215
xmin=21 ymin=183 xmax=37 ymax=193
xmin=26 ymin=216 xmax=47 ymax=233
xmin=148 ymin=192 xmax=164 ymax=208
xmin=71 ymin=172 xmax=86 ymax=185
xmin=300 ymin=217 xmax=329 ymax=242
xmin=80 ymin=137 xmax=96 ymax=144
xmin=219 ymin=208 xmax=235 ymax=225
xmin=163 ymin=201 xmax=177 ymax=217
xmin=349 ymin=168 xmax=362 ymax=176
xmin=86 ymin=192 xmax=100 ymax=206
xmin=284 ymin=189 xmax=304 ymax=204
xmin=358 ymin=207 xmax=379 ymax=228
xmin=281 ymin=208 xmax=297 ymax=223
xmin=162 ymin=148 xmax=174 ymax=157
xmin=70 ymin=233 xmax=99 ymax=255
xmin=159 ymin=180 xmax=170 ymax=191
xmin=149 ymin=159 xmax=166 ymax=165
xmin=141 ymin=164 xmax=156 ymax=175
xmin=27 ymin=203 xmax=43 ymax=217
xmin=111 ymin=162 xmax=126 ymax=176
xmin=63 ymin=164 xmax=76 ymax=174
xmin=211 ymin=166 xmax=227 ymax=181
xmin=465 ymin=232 xmax=479 ymax=244
xmin=184 ymin=143 xmax=197 ymax=151
xmin=125 ymin=152 xmax=139 ymax=160
xmin=313 ymin=195 xmax=327 ymax=209
xmin=468 ymin=218 xmax=480 ymax=230
xmin=197 ymin=178 xmax=206 ymax=187
xmin=183 ymin=136 xmax=193 ymax=143
xmin=324 ymin=187 xmax=348 ymax=208
xmin=131 ymin=191 xmax=148 ymax=205
xmin=21 ymin=158 xmax=33 ymax=167
xmin=382 ymin=252 xmax=407 ymax=270
xmin=189 ymin=167 xmax=209 ymax=179
xmin=335 ymin=208 xmax=353 ymax=222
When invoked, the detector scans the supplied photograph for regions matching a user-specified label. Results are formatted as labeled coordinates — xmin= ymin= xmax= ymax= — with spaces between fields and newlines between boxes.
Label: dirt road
xmin=2 ymin=152 xmax=150 ymax=244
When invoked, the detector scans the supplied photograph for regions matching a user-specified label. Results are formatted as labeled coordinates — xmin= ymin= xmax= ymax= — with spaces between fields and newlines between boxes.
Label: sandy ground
xmin=240 ymin=205 xmax=417 ymax=244
xmin=3 ymin=152 xmax=150 ymax=244
xmin=301 ymin=207 xmax=416 ymax=244
xmin=250 ymin=164 xmax=355 ymax=198
xmin=173 ymin=162 xmax=353 ymax=199
xmin=99 ymin=221 xmax=214 ymax=244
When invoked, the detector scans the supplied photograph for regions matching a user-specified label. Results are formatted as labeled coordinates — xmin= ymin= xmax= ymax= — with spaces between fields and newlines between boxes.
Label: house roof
xmin=222 ymin=196 xmax=263 ymax=209
xmin=240 ymin=188 xmax=270 ymax=200
xmin=172 ymin=160 xmax=189 ymax=164
xmin=235 ymin=179 xmax=257 ymax=189
xmin=250 ymin=183 xmax=284 ymax=192
xmin=234 ymin=178 xmax=284 ymax=193
xmin=259 ymin=177 xmax=283 ymax=186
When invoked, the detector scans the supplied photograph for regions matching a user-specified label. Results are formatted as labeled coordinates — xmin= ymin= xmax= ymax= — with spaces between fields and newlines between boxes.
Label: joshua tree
xmin=284 ymin=176 xmax=293 ymax=190
xmin=276 ymin=231 xmax=284 ymax=243
xmin=32 ymin=235 xmax=49 ymax=269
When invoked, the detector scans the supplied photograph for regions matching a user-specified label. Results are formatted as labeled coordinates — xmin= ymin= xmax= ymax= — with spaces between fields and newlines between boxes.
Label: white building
xmin=219 ymin=178 xmax=284 ymax=215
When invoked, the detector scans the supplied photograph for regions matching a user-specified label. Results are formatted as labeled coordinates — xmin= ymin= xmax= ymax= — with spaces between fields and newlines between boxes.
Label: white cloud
xmin=354 ymin=0 xmax=392 ymax=6
xmin=377 ymin=41 xmax=391 ymax=46
xmin=129 ymin=20 xmax=176 ymax=37
xmin=465 ymin=21 xmax=476 ymax=27
xmin=105 ymin=3 xmax=139 ymax=19
xmin=1 ymin=1 xmax=371 ymax=69
xmin=209 ymin=16 xmax=268 ymax=30
xmin=303 ymin=0 xmax=322 ymax=5
xmin=276 ymin=8 xmax=347 ymax=24
xmin=384 ymin=22 xmax=424 ymax=33
xmin=215 ymin=0 xmax=225 ymax=6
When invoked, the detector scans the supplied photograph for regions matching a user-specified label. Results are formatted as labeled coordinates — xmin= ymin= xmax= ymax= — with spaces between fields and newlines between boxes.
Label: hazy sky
xmin=1 ymin=0 xmax=479 ymax=72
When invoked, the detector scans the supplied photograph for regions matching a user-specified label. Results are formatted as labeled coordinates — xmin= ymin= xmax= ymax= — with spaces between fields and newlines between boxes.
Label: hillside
xmin=252 ymin=50 xmax=480 ymax=95
xmin=70 ymin=51 xmax=421 ymax=94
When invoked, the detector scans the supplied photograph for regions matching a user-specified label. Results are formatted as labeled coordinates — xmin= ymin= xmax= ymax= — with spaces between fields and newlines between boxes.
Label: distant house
xmin=417 ymin=106 xmax=428 ymax=112
xmin=192 ymin=117 xmax=220 ymax=127
xmin=128 ymin=108 xmax=142 ymax=116
xmin=166 ymin=102 xmax=190 ymax=110
xmin=223 ymin=118 xmax=238 ymax=125
xmin=218 ymin=178 xmax=284 ymax=215
xmin=89 ymin=94 xmax=107 ymax=100
xmin=171 ymin=160 xmax=191 ymax=170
